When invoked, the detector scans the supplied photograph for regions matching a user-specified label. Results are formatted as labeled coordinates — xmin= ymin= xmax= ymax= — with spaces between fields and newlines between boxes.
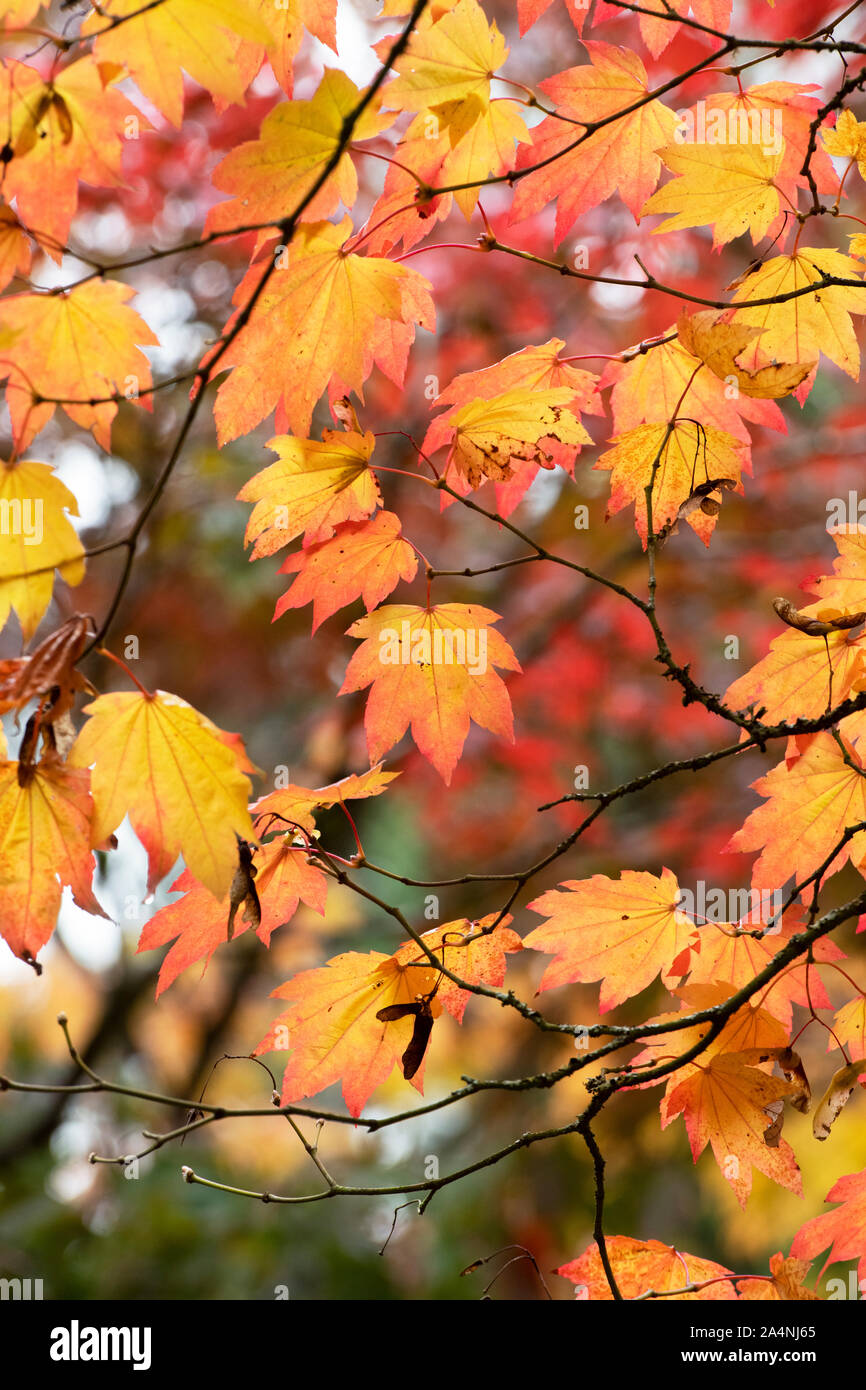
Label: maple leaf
xmin=0 ymin=58 xmax=146 ymax=257
xmin=0 ymin=206 xmax=31 ymax=293
xmin=393 ymin=914 xmax=523 ymax=1022
xmin=0 ymin=280 xmax=158 ymax=452
xmin=204 ymin=70 xmax=392 ymax=237
xmin=723 ymin=622 xmax=866 ymax=730
xmin=255 ymin=948 xmax=443 ymax=1115
xmin=634 ymin=986 xmax=802 ymax=1203
xmin=725 ymin=732 xmax=866 ymax=890
xmin=0 ymin=759 xmax=107 ymax=966
xmin=737 ymin=1252 xmax=820 ymax=1301
xmin=274 ymin=512 xmax=418 ymax=630
xmin=211 ymin=219 xmax=434 ymax=442
xmin=83 ymin=0 xmax=272 ymax=127
xmin=508 ymin=42 xmax=680 ymax=245
xmin=525 ymin=868 xmax=695 ymax=1012
xmin=340 ymin=603 xmax=521 ymax=783
xmin=68 ymin=690 xmax=255 ymax=899
xmin=445 ymin=387 xmax=590 ymax=489
xmin=423 ymin=340 xmax=602 ymax=514
xmin=822 ymin=107 xmax=866 ymax=182
xmin=791 ymin=1167 xmax=866 ymax=1288
xmin=559 ymin=1237 xmax=737 ymax=1301
xmin=642 ymin=142 xmax=784 ymax=248
xmin=831 ymin=995 xmax=866 ymax=1060
xmin=594 ymin=0 xmax=732 ymax=59
xmin=137 ymin=835 xmax=328 ymax=997
xmin=385 ymin=0 xmax=507 ymax=112
xmin=731 ymin=248 xmax=866 ymax=383
xmin=601 ymin=333 xmax=783 ymax=448
xmin=234 ymin=0 xmax=338 ymax=96
xmin=679 ymin=915 xmax=843 ymax=1031
xmin=595 ymin=419 xmax=746 ymax=547
xmin=238 ymin=429 xmax=381 ymax=557
xmin=517 ymin=0 xmax=590 ymax=37
xmin=676 ymin=309 xmax=816 ymax=399
xmin=251 ymin=764 xmax=400 ymax=837
xmin=0 ymin=459 xmax=85 ymax=641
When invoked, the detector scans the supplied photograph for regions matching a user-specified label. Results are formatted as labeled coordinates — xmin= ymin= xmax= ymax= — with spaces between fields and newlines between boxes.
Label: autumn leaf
xmin=233 ymin=0 xmax=338 ymax=96
xmin=0 ymin=460 xmax=85 ymax=641
xmin=642 ymin=142 xmax=784 ymax=248
xmin=725 ymin=731 xmax=866 ymax=890
xmin=68 ymin=690 xmax=255 ymax=899
xmin=791 ymin=1167 xmax=866 ymax=1287
xmin=385 ymin=0 xmax=508 ymax=111
xmin=676 ymin=309 xmax=816 ymax=399
xmin=731 ymin=248 xmax=866 ymax=383
xmin=274 ymin=512 xmax=418 ymax=630
xmin=211 ymin=219 xmax=434 ymax=442
xmin=822 ymin=108 xmax=866 ymax=181
xmin=737 ymin=1252 xmax=820 ymax=1301
xmin=509 ymin=42 xmax=680 ymax=244
xmin=204 ymin=70 xmax=392 ymax=236
xmin=723 ymin=621 xmax=866 ymax=729
xmin=831 ymin=994 xmax=866 ymax=1060
xmin=0 ymin=758 xmax=107 ymax=966
xmin=595 ymin=419 xmax=746 ymax=547
xmin=393 ymin=913 xmax=523 ymax=1022
xmin=0 ymin=205 xmax=31 ymax=293
xmin=678 ymin=914 xmax=843 ymax=1031
xmin=0 ymin=57 xmax=147 ymax=256
xmin=525 ymin=869 xmax=694 ymax=1012
xmin=251 ymin=763 xmax=400 ymax=837
xmin=634 ymin=986 xmax=802 ymax=1203
xmin=255 ymin=948 xmax=443 ymax=1116
xmin=445 ymin=387 xmax=590 ymax=488
xmin=137 ymin=835 xmax=328 ymax=997
xmin=237 ymin=428 xmax=381 ymax=557
xmin=0 ymin=280 xmax=158 ymax=452
xmin=83 ymin=0 xmax=272 ymax=127
xmin=594 ymin=0 xmax=733 ymax=60
xmin=340 ymin=603 xmax=521 ymax=782
xmin=559 ymin=1236 xmax=737 ymax=1301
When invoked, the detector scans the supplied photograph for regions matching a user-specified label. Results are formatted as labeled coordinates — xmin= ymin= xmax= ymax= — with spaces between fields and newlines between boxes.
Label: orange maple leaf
xmin=791 ymin=1168 xmax=866 ymax=1289
xmin=339 ymin=603 xmax=521 ymax=783
xmin=725 ymin=731 xmax=866 ymax=891
xmin=525 ymin=868 xmax=695 ymax=1012
xmin=737 ymin=1252 xmax=820 ymax=1300
xmin=211 ymin=219 xmax=434 ymax=442
xmin=0 ymin=280 xmax=158 ymax=451
xmin=559 ymin=1236 xmax=736 ymax=1301
xmin=509 ymin=42 xmax=680 ymax=244
xmin=138 ymin=836 xmax=327 ymax=997
xmin=274 ymin=512 xmax=418 ymax=630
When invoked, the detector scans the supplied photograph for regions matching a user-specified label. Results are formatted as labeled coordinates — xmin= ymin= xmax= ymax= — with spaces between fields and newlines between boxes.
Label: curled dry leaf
xmin=813 ymin=1059 xmax=866 ymax=1141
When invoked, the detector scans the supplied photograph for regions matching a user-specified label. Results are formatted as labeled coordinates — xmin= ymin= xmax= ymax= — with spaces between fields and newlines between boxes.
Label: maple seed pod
xmin=773 ymin=596 xmax=866 ymax=636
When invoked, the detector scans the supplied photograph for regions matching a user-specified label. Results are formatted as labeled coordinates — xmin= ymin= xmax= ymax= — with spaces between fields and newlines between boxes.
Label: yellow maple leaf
xmin=822 ymin=107 xmax=866 ymax=181
xmin=0 ymin=760 xmax=106 ymax=965
xmin=446 ymin=387 xmax=591 ymax=488
xmin=642 ymin=142 xmax=784 ymax=247
xmin=68 ymin=690 xmax=255 ymax=899
xmin=676 ymin=309 xmax=816 ymax=398
xmin=205 ymin=70 xmax=392 ymax=236
xmin=0 ymin=460 xmax=85 ymax=641
xmin=238 ymin=428 xmax=381 ymax=557
xmin=595 ymin=419 xmax=746 ymax=546
xmin=84 ymin=0 xmax=272 ymax=127
xmin=386 ymin=0 xmax=508 ymax=112
xmin=731 ymin=247 xmax=866 ymax=381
